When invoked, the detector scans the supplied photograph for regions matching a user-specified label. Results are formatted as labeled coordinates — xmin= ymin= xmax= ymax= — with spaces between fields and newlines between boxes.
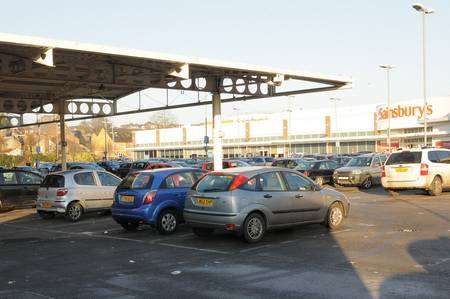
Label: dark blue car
xmin=111 ymin=168 xmax=204 ymax=234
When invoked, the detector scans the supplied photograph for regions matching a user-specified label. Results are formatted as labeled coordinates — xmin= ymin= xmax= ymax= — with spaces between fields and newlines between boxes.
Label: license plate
xmin=42 ymin=201 xmax=52 ymax=208
xmin=121 ymin=195 xmax=134 ymax=203
xmin=339 ymin=177 xmax=349 ymax=180
xmin=395 ymin=167 xmax=408 ymax=173
xmin=196 ymin=198 xmax=213 ymax=207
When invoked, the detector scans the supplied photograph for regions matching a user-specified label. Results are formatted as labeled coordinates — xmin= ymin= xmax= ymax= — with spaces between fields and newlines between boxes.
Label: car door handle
xmin=295 ymin=194 xmax=304 ymax=199
xmin=263 ymin=194 xmax=272 ymax=198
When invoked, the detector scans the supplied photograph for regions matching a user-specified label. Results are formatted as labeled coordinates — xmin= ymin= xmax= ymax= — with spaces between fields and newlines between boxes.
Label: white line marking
xmin=157 ymin=242 xmax=229 ymax=254
xmin=239 ymin=244 xmax=272 ymax=253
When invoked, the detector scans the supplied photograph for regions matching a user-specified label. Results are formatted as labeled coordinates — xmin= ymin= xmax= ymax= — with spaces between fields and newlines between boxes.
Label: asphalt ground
xmin=0 ymin=187 xmax=449 ymax=298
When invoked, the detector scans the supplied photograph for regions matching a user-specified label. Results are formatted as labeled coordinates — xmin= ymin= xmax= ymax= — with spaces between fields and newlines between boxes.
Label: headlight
xmin=352 ymin=169 xmax=362 ymax=174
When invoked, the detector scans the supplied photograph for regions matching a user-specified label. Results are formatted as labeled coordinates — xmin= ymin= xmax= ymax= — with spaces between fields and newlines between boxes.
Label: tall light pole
xmin=330 ymin=97 xmax=341 ymax=154
xmin=413 ymin=3 xmax=434 ymax=146
xmin=379 ymin=65 xmax=395 ymax=152
xmin=233 ymin=106 xmax=240 ymax=157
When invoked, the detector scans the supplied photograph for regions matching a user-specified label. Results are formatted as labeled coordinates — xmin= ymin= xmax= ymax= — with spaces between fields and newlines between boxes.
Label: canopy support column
xmin=212 ymin=92 xmax=223 ymax=171
xmin=59 ymin=100 xmax=67 ymax=171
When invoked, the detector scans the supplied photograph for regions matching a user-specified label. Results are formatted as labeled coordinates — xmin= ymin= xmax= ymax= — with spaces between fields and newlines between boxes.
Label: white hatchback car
xmin=382 ymin=148 xmax=450 ymax=196
xmin=37 ymin=169 xmax=122 ymax=221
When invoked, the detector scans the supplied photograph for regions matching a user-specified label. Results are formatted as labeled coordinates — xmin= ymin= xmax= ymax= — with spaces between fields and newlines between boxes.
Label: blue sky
xmin=3 ymin=0 xmax=449 ymax=124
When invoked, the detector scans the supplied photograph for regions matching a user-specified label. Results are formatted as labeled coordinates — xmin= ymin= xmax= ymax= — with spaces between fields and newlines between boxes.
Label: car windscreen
xmin=385 ymin=152 xmax=422 ymax=165
xmin=196 ymin=174 xmax=235 ymax=192
xmin=346 ymin=156 xmax=372 ymax=167
xmin=41 ymin=175 xmax=65 ymax=188
xmin=118 ymin=172 xmax=153 ymax=189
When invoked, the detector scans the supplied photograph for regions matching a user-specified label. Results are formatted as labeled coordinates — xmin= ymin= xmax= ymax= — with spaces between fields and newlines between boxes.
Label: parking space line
xmin=239 ymin=244 xmax=272 ymax=253
xmin=157 ymin=242 xmax=229 ymax=254
xmin=1 ymin=222 xmax=229 ymax=255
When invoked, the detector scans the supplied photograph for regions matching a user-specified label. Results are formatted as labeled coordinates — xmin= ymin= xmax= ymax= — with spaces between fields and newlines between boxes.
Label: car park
xmin=272 ymin=158 xmax=308 ymax=168
xmin=184 ymin=166 xmax=350 ymax=243
xmin=97 ymin=160 xmax=121 ymax=174
xmin=36 ymin=169 xmax=122 ymax=221
xmin=116 ymin=161 xmax=132 ymax=178
xmin=51 ymin=162 xmax=106 ymax=172
xmin=0 ymin=169 xmax=43 ymax=211
xmin=295 ymin=160 xmax=339 ymax=186
xmin=382 ymin=148 xmax=450 ymax=196
xmin=248 ymin=156 xmax=275 ymax=166
xmin=112 ymin=167 xmax=204 ymax=234
xmin=201 ymin=159 xmax=250 ymax=171
xmin=333 ymin=153 xmax=387 ymax=189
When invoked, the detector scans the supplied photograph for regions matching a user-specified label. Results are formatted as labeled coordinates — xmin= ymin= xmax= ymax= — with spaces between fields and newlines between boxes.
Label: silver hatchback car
xmin=37 ymin=169 xmax=122 ymax=221
xmin=184 ymin=166 xmax=350 ymax=243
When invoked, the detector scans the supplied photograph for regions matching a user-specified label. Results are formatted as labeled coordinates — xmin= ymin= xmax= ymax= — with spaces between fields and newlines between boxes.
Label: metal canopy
xmin=0 ymin=32 xmax=351 ymax=127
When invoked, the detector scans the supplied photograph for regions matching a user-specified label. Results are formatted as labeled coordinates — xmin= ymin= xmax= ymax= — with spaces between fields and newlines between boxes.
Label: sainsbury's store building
xmin=129 ymin=97 xmax=450 ymax=159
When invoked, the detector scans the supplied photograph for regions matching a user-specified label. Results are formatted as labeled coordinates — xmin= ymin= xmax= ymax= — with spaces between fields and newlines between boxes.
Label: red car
xmin=201 ymin=160 xmax=250 ymax=171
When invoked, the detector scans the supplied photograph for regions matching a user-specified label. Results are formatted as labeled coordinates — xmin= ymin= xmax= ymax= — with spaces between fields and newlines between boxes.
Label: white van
xmin=381 ymin=148 xmax=450 ymax=196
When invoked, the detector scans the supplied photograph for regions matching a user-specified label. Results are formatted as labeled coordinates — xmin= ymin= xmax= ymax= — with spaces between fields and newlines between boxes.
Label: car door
xmin=371 ymin=156 xmax=383 ymax=184
xmin=254 ymin=171 xmax=294 ymax=225
xmin=0 ymin=171 xmax=23 ymax=209
xmin=17 ymin=171 xmax=43 ymax=207
xmin=281 ymin=171 xmax=324 ymax=222
xmin=73 ymin=172 xmax=101 ymax=210
xmin=325 ymin=161 xmax=338 ymax=183
xmin=96 ymin=171 xmax=122 ymax=209
xmin=436 ymin=151 xmax=450 ymax=187
xmin=160 ymin=171 xmax=195 ymax=207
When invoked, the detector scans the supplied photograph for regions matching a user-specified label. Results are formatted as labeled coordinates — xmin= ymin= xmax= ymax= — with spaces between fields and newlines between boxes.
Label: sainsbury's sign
xmin=377 ymin=104 xmax=433 ymax=120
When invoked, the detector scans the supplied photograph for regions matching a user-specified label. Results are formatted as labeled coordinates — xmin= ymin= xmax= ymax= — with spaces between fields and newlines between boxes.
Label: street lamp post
xmin=330 ymin=97 xmax=341 ymax=154
xmin=412 ymin=3 xmax=434 ymax=146
xmin=379 ymin=65 xmax=395 ymax=152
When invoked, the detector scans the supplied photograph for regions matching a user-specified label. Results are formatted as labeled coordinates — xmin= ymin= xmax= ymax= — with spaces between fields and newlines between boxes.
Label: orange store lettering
xmin=377 ymin=104 xmax=433 ymax=120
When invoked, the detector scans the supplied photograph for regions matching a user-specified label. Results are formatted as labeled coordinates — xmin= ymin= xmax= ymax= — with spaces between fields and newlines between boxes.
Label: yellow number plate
xmin=196 ymin=198 xmax=213 ymax=207
xmin=395 ymin=167 xmax=408 ymax=173
xmin=42 ymin=201 xmax=52 ymax=208
xmin=121 ymin=195 xmax=134 ymax=203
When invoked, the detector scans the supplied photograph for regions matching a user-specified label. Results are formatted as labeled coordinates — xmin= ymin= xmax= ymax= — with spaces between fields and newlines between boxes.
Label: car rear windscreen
xmin=41 ymin=175 xmax=65 ymax=188
xmin=118 ymin=172 xmax=153 ymax=189
xmin=196 ymin=174 xmax=235 ymax=192
xmin=386 ymin=152 xmax=422 ymax=165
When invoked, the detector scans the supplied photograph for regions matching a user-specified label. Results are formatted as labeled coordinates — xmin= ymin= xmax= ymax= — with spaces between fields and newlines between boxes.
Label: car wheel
xmin=119 ymin=221 xmax=139 ymax=231
xmin=65 ymin=202 xmax=83 ymax=222
xmin=361 ymin=177 xmax=372 ymax=189
xmin=326 ymin=202 xmax=344 ymax=230
xmin=243 ymin=213 xmax=266 ymax=243
xmin=38 ymin=211 xmax=55 ymax=220
xmin=315 ymin=176 xmax=324 ymax=187
xmin=428 ymin=176 xmax=442 ymax=196
xmin=192 ymin=227 xmax=214 ymax=237
xmin=157 ymin=210 xmax=178 ymax=235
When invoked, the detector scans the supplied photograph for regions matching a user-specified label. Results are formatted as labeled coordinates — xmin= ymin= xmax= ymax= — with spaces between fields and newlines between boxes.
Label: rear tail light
xmin=229 ymin=174 xmax=249 ymax=190
xmin=303 ymin=171 xmax=310 ymax=177
xmin=143 ymin=191 xmax=156 ymax=205
xmin=56 ymin=188 xmax=68 ymax=197
xmin=381 ymin=166 xmax=386 ymax=177
xmin=420 ymin=163 xmax=429 ymax=176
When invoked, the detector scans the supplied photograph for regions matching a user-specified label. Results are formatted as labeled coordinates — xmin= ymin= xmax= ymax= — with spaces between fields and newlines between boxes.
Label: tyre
xmin=242 ymin=213 xmax=266 ymax=243
xmin=360 ymin=177 xmax=372 ymax=189
xmin=65 ymin=202 xmax=83 ymax=222
xmin=192 ymin=227 xmax=214 ymax=237
xmin=38 ymin=211 xmax=55 ymax=220
xmin=325 ymin=202 xmax=344 ymax=230
xmin=428 ymin=176 xmax=442 ymax=196
xmin=119 ymin=221 xmax=139 ymax=231
xmin=157 ymin=209 xmax=178 ymax=235
xmin=315 ymin=176 xmax=324 ymax=187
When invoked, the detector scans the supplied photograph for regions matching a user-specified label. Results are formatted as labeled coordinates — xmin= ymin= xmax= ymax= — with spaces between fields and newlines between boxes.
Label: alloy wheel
xmin=247 ymin=217 xmax=263 ymax=240
xmin=161 ymin=213 xmax=177 ymax=232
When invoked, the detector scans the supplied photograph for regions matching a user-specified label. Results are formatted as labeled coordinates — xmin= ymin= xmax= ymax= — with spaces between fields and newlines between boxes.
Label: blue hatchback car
xmin=111 ymin=168 xmax=204 ymax=234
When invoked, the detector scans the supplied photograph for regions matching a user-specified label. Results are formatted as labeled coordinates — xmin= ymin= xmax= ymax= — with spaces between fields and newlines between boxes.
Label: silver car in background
xmin=37 ymin=169 xmax=122 ymax=221
xmin=184 ymin=166 xmax=350 ymax=243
